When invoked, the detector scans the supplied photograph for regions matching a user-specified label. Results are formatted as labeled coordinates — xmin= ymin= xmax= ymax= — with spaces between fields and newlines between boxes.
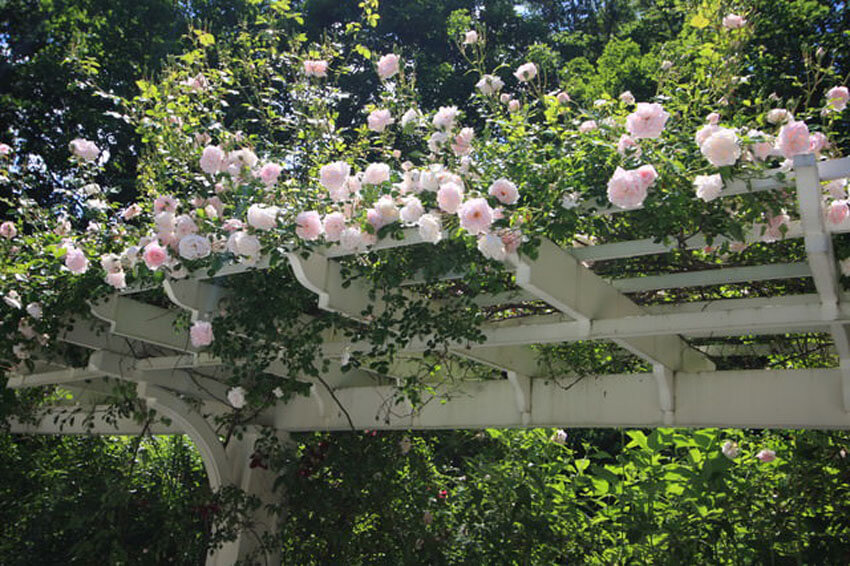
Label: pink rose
xmin=122 ymin=204 xmax=142 ymax=220
xmin=200 ymin=145 xmax=225 ymax=174
xmin=143 ymin=241 xmax=168 ymax=269
xmin=766 ymin=108 xmax=791 ymax=124
xmin=463 ymin=30 xmax=478 ymax=45
xmin=175 ymin=214 xmax=198 ymax=238
xmin=295 ymin=211 xmax=323 ymax=241
xmin=476 ymin=74 xmax=504 ymax=96
xmin=437 ymin=182 xmax=464 ymax=214
xmin=222 ymin=218 xmax=244 ymax=232
xmin=695 ymin=124 xmax=719 ymax=146
xmin=65 ymin=247 xmax=89 ymax=274
xmin=246 ymin=204 xmax=278 ymax=231
xmin=178 ymin=234 xmax=212 ymax=260
xmin=625 ymin=102 xmax=670 ymax=139
xmin=488 ymin=178 xmax=519 ymax=205
xmin=323 ymin=212 xmax=346 ymax=242
xmin=619 ymin=91 xmax=635 ymax=105
xmin=0 ymin=143 xmax=11 ymax=156
xmin=432 ymin=106 xmax=459 ymax=130
xmin=501 ymin=229 xmax=522 ymax=254
xmin=477 ymin=233 xmax=507 ymax=261
xmin=706 ymin=112 xmax=720 ymax=125
xmin=227 ymin=386 xmax=246 ymax=408
xmin=762 ymin=212 xmax=790 ymax=242
xmin=826 ymin=201 xmax=849 ymax=225
xmin=105 ymin=271 xmax=127 ymax=290
xmin=375 ymin=195 xmax=400 ymax=224
xmin=400 ymin=197 xmax=424 ymax=224
xmin=694 ymin=174 xmax=723 ymax=202
xmin=69 ymin=138 xmax=99 ymax=161
xmin=418 ymin=213 xmax=442 ymax=243
xmin=507 ymin=99 xmax=521 ymax=113
xmin=258 ymin=163 xmax=282 ymax=186
xmin=557 ymin=91 xmax=571 ymax=104
xmin=777 ymin=121 xmax=810 ymax=159
xmin=458 ymin=198 xmax=493 ymax=235
xmin=825 ymin=85 xmax=849 ymax=112
xmin=320 ymin=161 xmax=350 ymax=195
xmin=0 ymin=221 xmax=16 ymax=239
xmin=578 ymin=120 xmax=597 ymax=133
xmin=376 ymin=53 xmax=400 ymax=80
xmin=227 ymin=231 xmax=261 ymax=262
xmin=809 ymin=132 xmax=828 ymax=155
xmin=607 ymin=167 xmax=648 ymax=209
xmin=367 ymin=109 xmax=394 ymax=133
xmin=303 ymin=60 xmax=328 ymax=78
xmin=153 ymin=195 xmax=179 ymax=214
xmin=190 ymin=320 xmax=214 ymax=348
xmin=700 ymin=127 xmax=741 ymax=166
xmin=722 ymin=13 xmax=746 ymax=29
xmin=756 ymin=449 xmax=776 ymax=463
xmin=339 ymin=226 xmax=363 ymax=251
xmin=721 ymin=440 xmax=739 ymax=459
xmin=513 ymin=62 xmax=537 ymax=82
xmin=362 ymin=163 xmax=390 ymax=185
xmin=617 ymin=134 xmax=641 ymax=157
xmin=451 ymin=127 xmax=475 ymax=156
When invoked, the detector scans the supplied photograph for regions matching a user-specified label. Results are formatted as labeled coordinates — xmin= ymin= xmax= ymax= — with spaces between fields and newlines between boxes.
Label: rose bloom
xmin=722 ymin=13 xmax=746 ymax=29
xmin=296 ymin=211 xmax=323 ymax=241
xmin=578 ymin=120 xmax=597 ymax=133
xmin=227 ymin=231 xmax=261 ymax=262
xmin=200 ymin=145 xmax=225 ymax=174
xmin=809 ymin=132 xmax=828 ymax=155
xmin=3 ymin=290 xmax=21 ymax=309
xmin=303 ymin=59 xmax=328 ymax=77
xmin=551 ymin=429 xmax=568 ymax=445
xmin=190 ymin=320 xmax=214 ymax=348
xmin=179 ymin=234 xmax=212 ymax=260
xmin=756 ymin=449 xmax=776 ymax=463
xmin=375 ymin=195 xmax=400 ymax=224
xmin=557 ymin=91 xmax=571 ymax=104
xmin=122 ymin=204 xmax=142 ymax=220
xmin=417 ymin=213 xmax=442 ymax=244
xmin=401 ymin=108 xmax=420 ymax=128
xmin=660 ymin=60 xmax=673 ymax=71
xmin=694 ymin=174 xmax=723 ymax=202
xmin=706 ymin=112 xmax=720 ymax=125
xmin=748 ymin=130 xmax=774 ymax=161
xmin=721 ymin=440 xmax=739 ymax=459
xmin=400 ymin=196 xmax=424 ymax=224
xmin=437 ymin=182 xmax=464 ymax=214
xmin=323 ymin=212 xmax=346 ymax=242
xmin=247 ymin=204 xmax=278 ymax=231
xmin=428 ymin=131 xmax=449 ymax=153
xmin=154 ymin=195 xmax=179 ymax=214
xmin=694 ymin=124 xmax=719 ymax=146
xmin=458 ymin=198 xmax=493 ymax=235
xmin=619 ymin=90 xmax=635 ymax=105
xmin=376 ymin=53 xmax=400 ymax=79
xmin=766 ymin=108 xmax=791 ymax=124
xmin=258 ymin=163 xmax=282 ymax=186
xmin=0 ymin=143 xmax=11 ymax=156
xmin=105 ymin=271 xmax=126 ymax=290
xmin=514 ymin=62 xmax=537 ymax=82
xmin=26 ymin=302 xmax=43 ymax=319
xmin=501 ymin=229 xmax=522 ymax=254
xmin=339 ymin=226 xmax=363 ymax=251
xmin=463 ymin=30 xmax=478 ymax=44
xmin=451 ymin=127 xmax=475 ymax=156
xmin=617 ymin=134 xmax=641 ymax=157
xmin=319 ymin=161 xmax=350 ymax=194
xmin=69 ymin=138 xmax=99 ymax=161
xmin=488 ymin=178 xmax=519 ymax=205
xmin=476 ymin=74 xmax=503 ymax=96
xmin=227 ymin=386 xmax=246 ymax=409
xmin=777 ymin=121 xmax=810 ymax=159
xmin=626 ymin=102 xmax=670 ymax=139
xmin=825 ymin=179 xmax=847 ymax=200
xmin=700 ymin=127 xmax=741 ymax=166
xmin=478 ymin=233 xmax=507 ymax=261
xmin=175 ymin=214 xmax=198 ymax=238
xmin=433 ymin=106 xmax=459 ymax=130
xmin=507 ymin=99 xmax=521 ymax=113
xmin=762 ymin=212 xmax=790 ymax=242
xmin=825 ymin=85 xmax=849 ymax=112
xmin=607 ymin=167 xmax=648 ymax=209
xmin=367 ymin=108 xmax=394 ymax=133
xmin=363 ymin=162 xmax=390 ymax=185
xmin=100 ymin=253 xmax=123 ymax=274
xmin=826 ymin=201 xmax=849 ymax=225
xmin=635 ymin=164 xmax=658 ymax=189
xmin=0 ymin=221 xmax=16 ymax=239
xmin=64 ymin=247 xmax=89 ymax=274
xmin=143 ymin=241 xmax=168 ymax=269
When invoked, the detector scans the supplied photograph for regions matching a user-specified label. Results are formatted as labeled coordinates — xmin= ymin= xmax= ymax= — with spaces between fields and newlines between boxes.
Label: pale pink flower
xmin=777 ymin=121 xmax=810 ymax=159
xmin=222 ymin=218 xmax=244 ymax=232
xmin=825 ymin=85 xmax=849 ymax=112
xmin=418 ymin=213 xmax=442 ymax=243
xmin=69 ymin=138 xmax=99 ymax=161
xmin=748 ymin=130 xmax=774 ymax=161
xmin=227 ymin=231 xmax=261 ymax=262
xmin=0 ymin=143 xmax=11 ymax=156
xmin=64 ymin=247 xmax=89 ymax=274
xmin=756 ymin=449 xmax=776 ymax=463
xmin=825 ymin=179 xmax=847 ymax=200
xmin=626 ymin=102 xmax=669 ymax=139
xmin=452 ymin=127 xmax=475 ymax=156
xmin=175 ymin=214 xmax=198 ymax=238
xmin=762 ymin=212 xmax=790 ymax=242
xmin=721 ymin=440 xmax=739 ymax=459
xmin=376 ymin=53 xmax=400 ymax=79
xmin=826 ymin=201 xmax=849 ymax=225
xmin=105 ymin=271 xmax=127 ymax=290
xmin=607 ymin=167 xmax=648 ymax=209
xmin=809 ymin=132 xmax=828 ymax=155
xmin=375 ymin=195 xmax=400 ymax=224
xmin=476 ymin=74 xmax=504 ymax=96
xmin=3 ymin=290 xmax=21 ymax=309
xmin=619 ymin=91 xmax=635 ymax=105
xmin=401 ymin=108 xmax=420 ymax=127
xmin=143 ymin=241 xmax=168 ymax=269
xmin=701 ymin=127 xmax=741 ymax=166
xmin=400 ymin=197 xmax=424 ymax=224
xmin=154 ymin=195 xmax=179 ymax=214
xmin=367 ymin=109 xmax=394 ymax=133
xmin=500 ymin=93 xmax=512 ymax=104
xmin=477 ymin=233 xmax=506 ymax=261
xmin=366 ymin=208 xmax=384 ymax=232
xmin=303 ymin=59 xmax=329 ymax=78
xmin=695 ymin=124 xmax=719 ymax=146
xmin=557 ymin=91 xmax=571 ymax=104
xmin=200 ymin=145 xmax=225 ymax=174
xmin=190 ymin=320 xmax=214 ymax=348
xmin=551 ymin=429 xmax=568 ymax=444
xmin=463 ymin=30 xmax=478 ymax=45
xmin=323 ymin=212 xmax=346 ymax=242
xmin=26 ymin=302 xmax=42 ymax=319
xmin=100 ymin=253 xmax=122 ymax=274
xmin=247 ymin=204 xmax=278 ymax=231
xmin=488 ymin=178 xmax=519 ymax=205
xmin=179 ymin=234 xmax=212 ymax=260
xmin=635 ymin=165 xmax=658 ymax=189
xmin=706 ymin=112 xmax=720 ymax=125
xmin=227 ymin=386 xmax=246 ymax=409
xmin=258 ymin=163 xmax=282 ymax=186
xmin=500 ymin=229 xmax=522 ymax=254
xmin=122 ymin=204 xmax=142 ymax=220
xmin=694 ymin=174 xmax=723 ymax=202
xmin=578 ymin=120 xmax=597 ymax=133
xmin=458 ymin=198 xmax=493 ymax=235
xmin=428 ymin=131 xmax=449 ymax=153
xmin=437 ymin=182 xmax=464 ymax=214
xmin=514 ymin=62 xmax=537 ymax=82
xmin=766 ymin=108 xmax=791 ymax=124
xmin=433 ymin=106 xmax=459 ymax=130
xmin=0 ymin=221 xmax=16 ymax=239
xmin=320 ymin=161 xmax=350 ymax=194
xmin=363 ymin=163 xmax=390 ymax=185
xmin=722 ymin=13 xmax=746 ymax=29
xmin=339 ymin=226 xmax=364 ymax=251
xmin=295 ymin=211 xmax=323 ymax=241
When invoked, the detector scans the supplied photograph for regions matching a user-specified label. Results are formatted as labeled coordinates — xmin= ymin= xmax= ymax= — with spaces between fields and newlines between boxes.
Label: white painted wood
xmin=653 ymin=364 xmax=675 ymax=425
xmin=612 ymin=263 xmax=811 ymax=293
xmin=90 ymin=295 xmax=195 ymax=353
xmin=7 ymin=367 xmax=103 ymax=389
xmin=8 ymin=406 xmax=181 ymax=435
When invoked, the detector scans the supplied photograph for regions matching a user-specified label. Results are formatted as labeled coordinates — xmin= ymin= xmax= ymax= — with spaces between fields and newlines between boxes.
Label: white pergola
xmin=7 ymin=153 xmax=850 ymax=564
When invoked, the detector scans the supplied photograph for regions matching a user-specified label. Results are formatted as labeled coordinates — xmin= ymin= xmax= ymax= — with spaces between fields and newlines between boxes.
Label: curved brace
xmin=163 ymin=279 xmax=228 ymax=323
xmin=137 ymin=382 xmax=231 ymax=489
xmin=286 ymin=251 xmax=382 ymax=320
xmin=506 ymin=371 xmax=532 ymax=425
xmin=653 ymin=364 xmax=675 ymax=425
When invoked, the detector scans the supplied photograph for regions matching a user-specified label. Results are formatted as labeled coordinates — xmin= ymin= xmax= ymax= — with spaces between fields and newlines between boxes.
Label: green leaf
xmin=690 ymin=13 xmax=710 ymax=29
